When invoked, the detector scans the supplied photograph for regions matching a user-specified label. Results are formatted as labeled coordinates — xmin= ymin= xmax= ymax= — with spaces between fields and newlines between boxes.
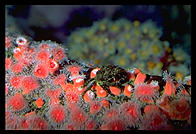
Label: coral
xmin=5 ymin=32 xmax=191 ymax=130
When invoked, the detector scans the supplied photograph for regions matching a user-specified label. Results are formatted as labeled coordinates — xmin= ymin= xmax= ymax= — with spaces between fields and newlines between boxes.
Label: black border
xmin=1 ymin=0 xmax=193 ymax=133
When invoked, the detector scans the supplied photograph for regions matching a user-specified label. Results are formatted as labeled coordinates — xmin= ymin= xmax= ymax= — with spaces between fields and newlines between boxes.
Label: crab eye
xmin=151 ymin=80 xmax=158 ymax=86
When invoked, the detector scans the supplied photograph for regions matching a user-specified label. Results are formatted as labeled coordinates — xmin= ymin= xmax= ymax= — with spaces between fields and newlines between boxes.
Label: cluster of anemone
xmin=66 ymin=18 xmax=190 ymax=80
xmin=5 ymin=32 xmax=191 ymax=130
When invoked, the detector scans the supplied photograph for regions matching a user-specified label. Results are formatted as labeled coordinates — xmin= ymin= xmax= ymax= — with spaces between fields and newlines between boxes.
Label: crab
xmin=81 ymin=65 xmax=129 ymax=99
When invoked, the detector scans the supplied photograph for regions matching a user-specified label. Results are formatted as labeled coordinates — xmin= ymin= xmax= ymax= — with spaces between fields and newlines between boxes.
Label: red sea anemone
xmin=11 ymin=62 xmax=24 ymax=74
xmin=134 ymin=72 xmax=146 ymax=85
xmin=52 ymin=47 xmax=65 ymax=61
xmin=140 ymin=107 xmax=171 ymax=130
xmin=64 ymin=122 xmax=79 ymax=130
xmin=49 ymin=104 xmax=66 ymax=124
xmin=5 ymin=36 xmax=12 ymax=48
xmin=46 ymin=88 xmax=61 ymax=98
xmin=20 ymin=118 xmax=30 ymax=130
xmin=163 ymin=77 xmax=176 ymax=96
xmin=103 ymin=107 xmax=120 ymax=121
xmin=90 ymin=68 xmax=100 ymax=78
xmin=36 ymin=50 xmax=50 ymax=62
xmin=70 ymin=106 xmax=88 ymax=127
xmin=21 ymin=76 xmax=39 ymax=94
xmin=5 ymin=112 xmax=20 ymax=130
xmin=85 ymin=120 xmax=97 ymax=130
xmin=123 ymin=84 xmax=133 ymax=97
xmin=89 ymin=100 xmax=102 ymax=114
xmin=95 ymin=85 xmax=107 ymax=98
xmin=47 ymin=58 xmax=59 ymax=74
xmin=120 ymin=101 xmax=141 ymax=127
xmin=5 ymin=57 xmax=12 ymax=71
xmin=66 ymin=65 xmax=82 ymax=76
xmin=65 ymin=91 xmax=79 ymax=105
xmin=101 ymin=117 xmax=126 ymax=130
xmin=46 ymin=88 xmax=61 ymax=105
xmin=134 ymin=83 xmax=158 ymax=102
xmin=162 ymin=72 xmax=176 ymax=96
xmin=28 ymin=115 xmax=48 ymax=130
xmin=144 ymin=104 xmax=160 ymax=115
xmin=168 ymin=97 xmax=191 ymax=120
xmin=39 ymin=43 xmax=50 ymax=50
xmin=33 ymin=63 xmax=49 ymax=79
xmin=13 ymin=47 xmax=24 ymax=61
xmin=10 ymin=75 xmax=23 ymax=89
xmin=83 ymin=90 xmax=95 ymax=103
xmin=72 ymin=77 xmax=84 ymax=88
xmin=53 ymin=74 xmax=66 ymax=86
xmin=8 ymin=93 xmax=26 ymax=111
